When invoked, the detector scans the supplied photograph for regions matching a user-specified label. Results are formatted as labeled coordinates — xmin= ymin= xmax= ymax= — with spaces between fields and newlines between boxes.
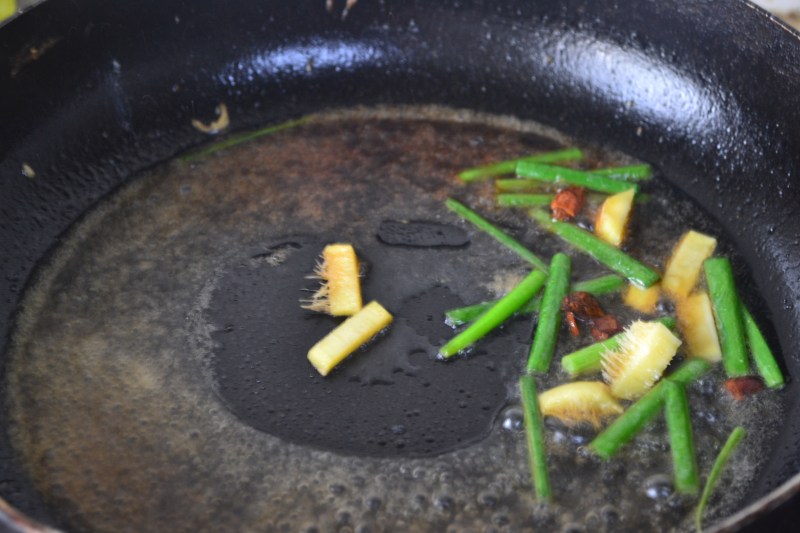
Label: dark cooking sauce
xmin=4 ymin=107 xmax=784 ymax=532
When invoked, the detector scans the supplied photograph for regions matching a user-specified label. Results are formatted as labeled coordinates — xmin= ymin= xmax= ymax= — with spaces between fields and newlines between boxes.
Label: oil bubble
xmin=501 ymin=406 xmax=524 ymax=431
xmin=645 ymin=474 xmax=674 ymax=500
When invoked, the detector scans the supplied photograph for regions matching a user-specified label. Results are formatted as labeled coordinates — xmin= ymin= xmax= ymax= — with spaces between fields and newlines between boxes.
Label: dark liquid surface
xmin=4 ymin=107 xmax=783 ymax=532
xmin=209 ymin=236 xmax=509 ymax=457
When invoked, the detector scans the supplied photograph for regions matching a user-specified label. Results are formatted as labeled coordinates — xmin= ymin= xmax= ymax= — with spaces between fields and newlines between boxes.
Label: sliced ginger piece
xmin=602 ymin=320 xmax=682 ymax=400
xmin=307 ymin=301 xmax=393 ymax=376
xmin=662 ymin=230 xmax=717 ymax=300
xmin=676 ymin=291 xmax=722 ymax=362
xmin=538 ymin=381 xmax=623 ymax=429
xmin=594 ymin=188 xmax=635 ymax=247
xmin=624 ymin=283 xmax=661 ymax=314
xmin=303 ymin=243 xmax=362 ymax=316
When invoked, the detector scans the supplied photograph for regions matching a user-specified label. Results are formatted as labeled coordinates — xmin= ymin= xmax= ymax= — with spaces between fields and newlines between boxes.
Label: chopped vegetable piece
xmin=303 ymin=244 xmax=362 ymax=316
xmin=562 ymin=337 xmax=621 ymax=377
xmin=495 ymin=179 xmax=545 ymax=193
xmin=741 ymin=305 xmax=784 ymax=388
xmin=446 ymin=199 xmax=549 ymax=272
xmin=531 ymin=209 xmax=661 ymax=288
xmin=624 ymin=283 xmax=661 ymax=314
xmin=497 ymin=193 xmax=554 ymax=208
xmin=724 ymin=376 xmax=764 ymax=400
xmin=664 ymin=381 xmax=700 ymax=495
xmin=444 ymin=300 xmax=504 ymax=328
xmin=704 ymin=258 xmax=749 ymax=377
xmin=444 ymin=274 xmax=624 ymax=327
xmin=528 ymin=253 xmax=572 ymax=373
xmin=602 ymin=320 xmax=682 ymax=400
xmin=590 ymin=164 xmax=652 ymax=181
xmin=457 ymin=148 xmax=583 ymax=182
xmin=561 ymin=317 xmax=676 ymax=377
xmin=550 ymin=186 xmax=586 ymax=221
xmin=663 ymin=230 xmax=717 ymax=301
xmin=323 ymin=244 xmax=362 ymax=316
xmin=516 ymin=162 xmax=641 ymax=195
xmin=439 ymin=270 xmax=547 ymax=358
xmin=677 ymin=292 xmax=722 ymax=362
xmin=590 ymin=359 xmax=711 ymax=460
xmin=538 ymin=381 xmax=623 ymax=429
xmin=520 ymin=375 xmax=552 ymax=501
xmin=594 ymin=188 xmax=636 ymax=247
xmin=182 ymin=116 xmax=311 ymax=161
xmin=307 ymin=301 xmax=393 ymax=376
xmin=695 ymin=427 xmax=746 ymax=532
xmin=1 ymin=1 xmax=17 ymax=23
xmin=191 ymin=103 xmax=230 ymax=134
xmin=573 ymin=274 xmax=626 ymax=295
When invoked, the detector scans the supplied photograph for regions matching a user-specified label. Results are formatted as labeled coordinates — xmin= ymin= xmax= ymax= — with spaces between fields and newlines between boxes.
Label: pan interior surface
xmin=3 ymin=107 xmax=786 ymax=532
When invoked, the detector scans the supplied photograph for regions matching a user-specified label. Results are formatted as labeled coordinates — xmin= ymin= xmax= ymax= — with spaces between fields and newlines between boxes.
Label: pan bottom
xmin=3 ymin=106 xmax=783 ymax=532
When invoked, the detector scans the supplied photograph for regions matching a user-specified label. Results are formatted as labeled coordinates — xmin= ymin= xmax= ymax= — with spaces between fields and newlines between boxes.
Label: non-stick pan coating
xmin=2 ymin=0 xmax=800 ymax=530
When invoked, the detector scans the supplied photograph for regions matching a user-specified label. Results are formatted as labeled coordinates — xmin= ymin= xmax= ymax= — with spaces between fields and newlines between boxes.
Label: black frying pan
xmin=2 ymin=0 xmax=800 ymax=531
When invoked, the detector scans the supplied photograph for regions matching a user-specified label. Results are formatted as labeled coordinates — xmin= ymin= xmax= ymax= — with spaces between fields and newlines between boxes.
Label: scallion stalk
xmin=520 ymin=374 xmax=552 ymax=500
xmin=457 ymin=148 xmax=583 ymax=182
xmin=444 ymin=274 xmax=624 ymax=327
xmin=531 ymin=209 xmax=660 ymax=288
xmin=527 ymin=253 xmax=571 ymax=373
xmin=182 ymin=116 xmax=311 ymax=161
xmin=590 ymin=164 xmax=652 ymax=181
xmin=704 ymin=258 xmax=749 ymax=377
xmin=495 ymin=179 xmax=546 ymax=193
xmin=573 ymin=274 xmax=626 ymax=295
xmin=664 ymin=381 xmax=700 ymax=495
xmin=741 ymin=305 xmax=784 ymax=388
xmin=695 ymin=427 xmax=746 ymax=532
xmin=439 ymin=270 xmax=547 ymax=358
xmin=589 ymin=359 xmax=711 ymax=460
xmin=446 ymin=199 xmax=549 ymax=272
xmin=497 ymin=193 xmax=554 ymax=208
xmin=517 ymin=162 xmax=640 ymax=195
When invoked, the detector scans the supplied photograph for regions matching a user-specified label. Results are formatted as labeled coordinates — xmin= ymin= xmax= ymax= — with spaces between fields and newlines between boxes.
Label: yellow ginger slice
xmin=662 ymin=230 xmax=717 ymax=301
xmin=676 ymin=291 xmax=722 ymax=363
xmin=303 ymin=243 xmax=362 ymax=316
xmin=624 ymin=283 xmax=661 ymax=314
xmin=594 ymin=188 xmax=636 ymax=247
xmin=602 ymin=320 xmax=682 ymax=400
xmin=538 ymin=382 xmax=623 ymax=429
xmin=307 ymin=301 xmax=393 ymax=376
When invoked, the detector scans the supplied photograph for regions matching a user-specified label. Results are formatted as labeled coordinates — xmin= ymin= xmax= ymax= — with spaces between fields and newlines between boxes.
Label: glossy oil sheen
xmin=3 ymin=110 xmax=784 ymax=532
xmin=1 ymin=0 xmax=800 ymax=531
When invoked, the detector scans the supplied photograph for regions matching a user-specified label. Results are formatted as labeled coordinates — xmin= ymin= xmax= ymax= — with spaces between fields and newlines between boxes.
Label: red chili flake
xmin=562 ymin=292 xmax=611 ymax=337
xmin=550 ymin=186 xmax=586 ymax=221
xmin=562 ymin=292 xmax=606 ymax=320
xmin=724 ymin=376 xmax=765 ymax=400
xmin=565 ymin=311 xmax=580 ymax=337
xmin=590 ymin=315 xmax=622 ymax=341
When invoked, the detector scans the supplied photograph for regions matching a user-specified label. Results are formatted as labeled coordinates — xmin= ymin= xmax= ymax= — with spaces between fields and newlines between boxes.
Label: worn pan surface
xmin=2 ymin=0 xmax=800 ymax=530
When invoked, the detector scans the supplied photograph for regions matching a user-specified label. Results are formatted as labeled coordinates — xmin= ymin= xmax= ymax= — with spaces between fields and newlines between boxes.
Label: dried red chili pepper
xmin=562 ymin=291 xmax=622 ymax=339
xmin=562 ymin=292 xmax=606 ymax=320
xmin=724 ymin=376 xmax=765 ymax=400
xmin=590 ymin=315 xmax=623 ymax=341
xmin=550 ymin=186 xmax=586 ymax=221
